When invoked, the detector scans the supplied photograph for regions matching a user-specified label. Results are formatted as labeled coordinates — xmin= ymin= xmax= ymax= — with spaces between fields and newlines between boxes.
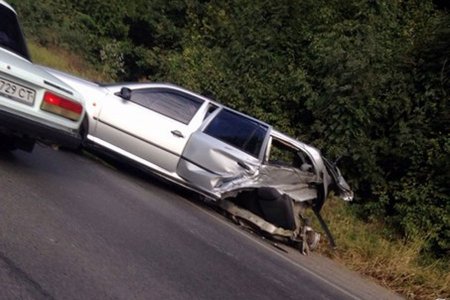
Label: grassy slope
xmin=30 ymin=42 xmax=450 ymax=300
xmin=319 ymin=200 xmax=449 ymax=299
xmin=28 ymin=42 xmax=108 ymax=82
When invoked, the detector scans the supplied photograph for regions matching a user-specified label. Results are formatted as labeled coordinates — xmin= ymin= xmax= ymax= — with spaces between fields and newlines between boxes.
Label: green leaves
xmin=10 ymin=0 xmax=449 ymax=257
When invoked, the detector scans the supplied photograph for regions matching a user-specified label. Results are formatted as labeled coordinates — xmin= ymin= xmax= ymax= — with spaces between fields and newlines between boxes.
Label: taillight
xmin=41 ymin=91 xmax=82 ymax=121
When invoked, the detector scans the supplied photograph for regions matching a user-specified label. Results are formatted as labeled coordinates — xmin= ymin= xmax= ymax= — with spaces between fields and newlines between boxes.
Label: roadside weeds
xmin=317 ymin=199 xmax=450 ymax=300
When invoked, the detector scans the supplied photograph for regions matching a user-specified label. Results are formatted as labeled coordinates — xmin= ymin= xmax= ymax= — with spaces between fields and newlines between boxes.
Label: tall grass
xmin=28 ymin=42 xmax=109 ymax=82
xmin=318 ymin=199 xmax=450 ymax=299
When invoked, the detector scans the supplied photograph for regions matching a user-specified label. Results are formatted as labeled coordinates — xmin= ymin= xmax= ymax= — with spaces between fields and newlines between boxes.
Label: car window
xmin=130 ymin=89 xmax=203 ymax=124
xmin=0 ymin=5 xmax=30 ymax=60
xmin=204 ymin=109 xmax=268 ymax=158
xmin=267 ymin=137 xmax=313 ymax=171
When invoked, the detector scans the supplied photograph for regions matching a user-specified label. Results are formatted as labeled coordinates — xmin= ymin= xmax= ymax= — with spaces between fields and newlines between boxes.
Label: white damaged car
xmin=46 ymin=66 xmax=353 ymax=253
xmin=0 ymin=1 xmax=85 ymax=152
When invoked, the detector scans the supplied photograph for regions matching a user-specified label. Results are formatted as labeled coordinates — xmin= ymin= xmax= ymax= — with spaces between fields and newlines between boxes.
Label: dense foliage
xmin=10 ymin=0 xmax=449 ymax=256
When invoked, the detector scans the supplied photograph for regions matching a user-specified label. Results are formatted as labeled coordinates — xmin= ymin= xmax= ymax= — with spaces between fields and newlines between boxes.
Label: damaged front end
xmin=177 ymin=120 xmax=352 ymax=254
xmin=209 ymin=135 xmax=353 ymax=254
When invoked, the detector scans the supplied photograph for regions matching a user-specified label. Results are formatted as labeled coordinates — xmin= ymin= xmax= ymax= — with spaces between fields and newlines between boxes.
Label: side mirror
xmin=118 ymin=87 xmax=132 ymax=100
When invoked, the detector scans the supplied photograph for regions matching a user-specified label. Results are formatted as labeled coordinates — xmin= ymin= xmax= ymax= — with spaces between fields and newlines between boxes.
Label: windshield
xmin=0 ymin=4 xmax=30 ymax=60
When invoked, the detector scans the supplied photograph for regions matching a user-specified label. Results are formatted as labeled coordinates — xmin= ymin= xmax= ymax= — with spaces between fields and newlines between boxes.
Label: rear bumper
xmin=0 ymin=108 xmax=81 ymax=148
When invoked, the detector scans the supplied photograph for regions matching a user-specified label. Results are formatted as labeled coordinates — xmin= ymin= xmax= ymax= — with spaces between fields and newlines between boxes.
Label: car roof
xmin=102 ymin=81 xmax=221 ymax=106
xmin=102 ymin=81 xmax=271 ymax=127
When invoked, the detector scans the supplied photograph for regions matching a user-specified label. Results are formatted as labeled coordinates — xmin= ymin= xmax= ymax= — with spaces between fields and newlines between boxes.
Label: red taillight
xmin=41 ymin=91 xmax=82 ymax=121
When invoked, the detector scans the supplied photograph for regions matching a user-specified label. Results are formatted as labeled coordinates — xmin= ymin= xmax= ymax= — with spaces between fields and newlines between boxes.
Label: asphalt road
xmin=0 ymin=145 xmax=402 ymax=300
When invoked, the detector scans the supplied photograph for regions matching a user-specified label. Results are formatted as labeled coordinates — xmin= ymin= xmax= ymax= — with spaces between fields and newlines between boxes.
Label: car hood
xmin=0 ymin=47 xmax=83 ymax=103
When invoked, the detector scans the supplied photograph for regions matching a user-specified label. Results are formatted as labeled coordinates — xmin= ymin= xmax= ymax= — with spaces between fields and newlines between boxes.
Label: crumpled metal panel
xmin=177 ymin=128 xmax=352 ymax=253
xmin=214 ymin=164 xmax=320 ymax=203
xmin=218 ymin=199 xmax=297 ymax=238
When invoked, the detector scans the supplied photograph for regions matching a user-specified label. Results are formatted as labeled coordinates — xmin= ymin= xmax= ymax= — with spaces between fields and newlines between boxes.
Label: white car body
xmin=0 ymin=1 xmax=85 ymax=151
xmin=45 ymin=66 xmax=353 ymax=252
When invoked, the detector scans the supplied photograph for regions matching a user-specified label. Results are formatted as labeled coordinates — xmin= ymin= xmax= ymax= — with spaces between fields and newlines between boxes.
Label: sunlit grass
xmin=28 ymin=41 xmax=109 ymax=82
xmin=317 ymin=199 xmax=450 ymax=299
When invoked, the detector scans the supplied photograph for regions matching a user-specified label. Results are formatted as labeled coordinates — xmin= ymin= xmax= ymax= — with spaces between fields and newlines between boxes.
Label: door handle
xmin=171 ymin=130 xmax=184 ymax=138
xmin=237 ymin=161 xmax=250 ymax=171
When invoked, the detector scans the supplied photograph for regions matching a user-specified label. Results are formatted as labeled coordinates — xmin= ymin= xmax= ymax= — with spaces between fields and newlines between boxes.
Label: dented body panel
xmin=179 ymin=127 xmax=351 ymax=206
xmin=44 ymin=66 xmax=353 ymax=253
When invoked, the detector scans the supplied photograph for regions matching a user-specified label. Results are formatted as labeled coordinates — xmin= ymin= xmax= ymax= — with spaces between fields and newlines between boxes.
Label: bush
xmin=9 ymin=0 xmax=449 ymax=256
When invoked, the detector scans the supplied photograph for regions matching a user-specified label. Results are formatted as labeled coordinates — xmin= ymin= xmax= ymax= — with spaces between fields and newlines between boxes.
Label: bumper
xmin=0 ymin=108 xmax=81 ymax=148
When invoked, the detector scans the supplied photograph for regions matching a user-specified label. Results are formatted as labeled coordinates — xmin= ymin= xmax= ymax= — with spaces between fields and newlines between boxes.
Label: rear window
xmin=0 ymin=4 xmax=30 ymax=60
xmin=130 ymin=89 xmax=203 ymax=124
xmin=204 ymin=109 xmax=268 ymax=158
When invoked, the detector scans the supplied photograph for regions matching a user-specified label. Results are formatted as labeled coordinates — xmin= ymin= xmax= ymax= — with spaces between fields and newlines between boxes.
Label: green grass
xmin=28 ymin=41 xmax=109 ymax=82
xmin=28 ymin=41 xmax=450 ymax=300
xmin=317 ymin=199 xmax=450 ymax=299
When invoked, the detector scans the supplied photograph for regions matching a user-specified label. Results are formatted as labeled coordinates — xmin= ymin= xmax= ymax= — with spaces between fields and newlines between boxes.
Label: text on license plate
xmin=0 ymin=77 xmax=36 ymax=105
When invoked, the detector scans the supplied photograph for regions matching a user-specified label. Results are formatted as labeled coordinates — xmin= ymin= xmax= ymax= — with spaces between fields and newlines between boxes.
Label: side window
xmin=204 ymin=109 xmax=268 ymax=158
xmin=130 ymin=89 xmax=203 ymax=124
xmin=268 ymin=138 xmax=313 ymax=171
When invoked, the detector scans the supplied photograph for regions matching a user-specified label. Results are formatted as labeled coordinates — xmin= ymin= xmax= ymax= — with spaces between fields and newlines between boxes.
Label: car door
xmin=177 ymin=108 xmax=270 ymax=195
xmin=95 ymin=87 xmax=206 ymax=173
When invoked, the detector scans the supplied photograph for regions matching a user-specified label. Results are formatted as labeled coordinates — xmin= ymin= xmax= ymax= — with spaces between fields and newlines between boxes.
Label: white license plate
xmin=0 ymin=76 xmax=36 ymax=105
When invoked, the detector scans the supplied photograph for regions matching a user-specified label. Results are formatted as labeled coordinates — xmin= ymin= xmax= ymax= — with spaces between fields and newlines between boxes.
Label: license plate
xmin=0 ymin=76 xmax=36 ymax=105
